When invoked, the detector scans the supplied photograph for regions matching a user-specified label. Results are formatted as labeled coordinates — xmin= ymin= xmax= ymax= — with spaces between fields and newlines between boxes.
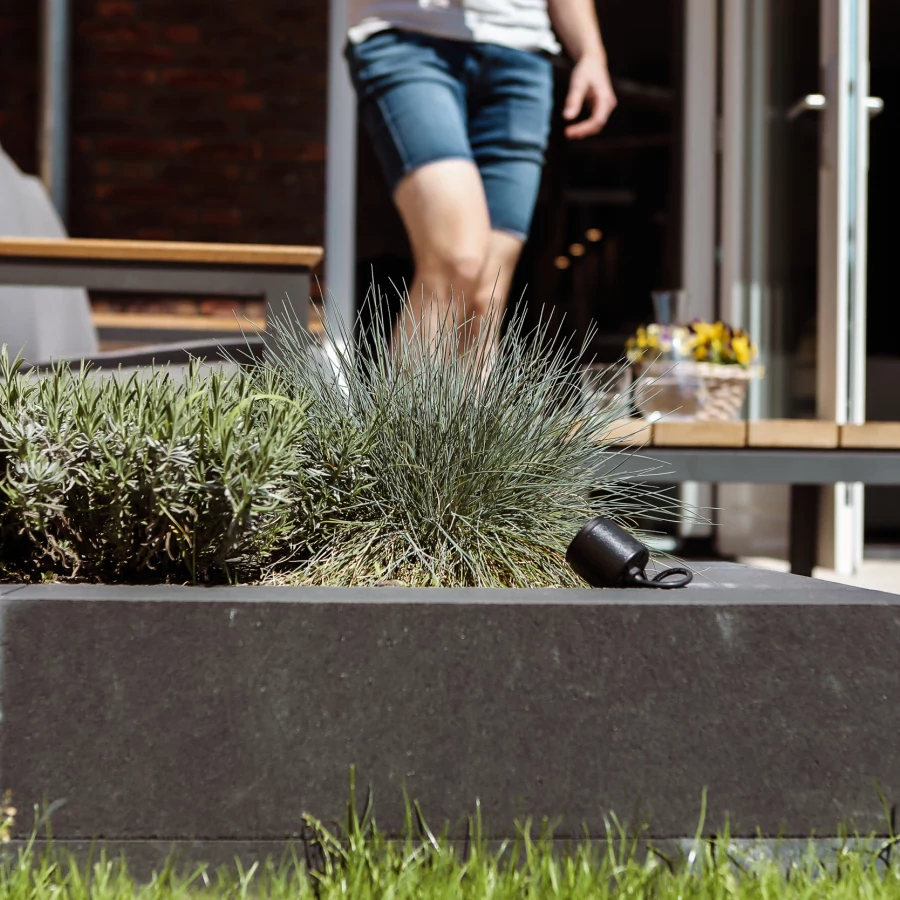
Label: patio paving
xmin=741 ymin=556 xmax=900 ymax=594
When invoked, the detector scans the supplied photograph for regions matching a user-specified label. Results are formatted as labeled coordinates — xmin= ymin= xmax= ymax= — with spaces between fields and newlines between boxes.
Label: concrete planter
xmin=1 ymin=562 xmax=898 ymax=856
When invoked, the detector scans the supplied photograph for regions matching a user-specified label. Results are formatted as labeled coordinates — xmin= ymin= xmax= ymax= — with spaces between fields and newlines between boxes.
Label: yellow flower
xmin=693 ymin=323 xmax=713 ymax=343
xmin=629 ymin=319 xmax=758 ymax=368
xmin=732 ymin=335 xmax=753 ymax=366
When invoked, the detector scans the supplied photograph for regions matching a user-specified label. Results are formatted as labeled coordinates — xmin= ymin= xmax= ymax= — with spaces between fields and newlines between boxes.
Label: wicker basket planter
xmin=634 ymin=359 xmax=763 ymax=422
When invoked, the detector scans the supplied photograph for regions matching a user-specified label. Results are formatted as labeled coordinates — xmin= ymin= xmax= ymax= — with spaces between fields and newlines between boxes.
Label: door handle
xmin=867 ymin=97 xmax=885 ymax=118
xmin=787 ymin=93 xmax=827 ymax=119
xmin=787 ymin=93 xmax=885 ymax=121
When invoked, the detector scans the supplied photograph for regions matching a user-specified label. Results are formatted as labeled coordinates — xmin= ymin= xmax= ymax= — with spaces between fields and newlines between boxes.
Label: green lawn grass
xmin=4 ymin=786 xmax=900 ymax=900
xmin=4 ymin=827 xmax=899 ymax=900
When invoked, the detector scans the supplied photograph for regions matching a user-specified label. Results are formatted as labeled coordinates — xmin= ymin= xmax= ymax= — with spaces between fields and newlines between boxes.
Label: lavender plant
xmin=0 ymin=353 xmax=305 ymax=583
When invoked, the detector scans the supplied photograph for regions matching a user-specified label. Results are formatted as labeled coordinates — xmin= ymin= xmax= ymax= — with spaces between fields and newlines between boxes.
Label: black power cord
xmin=566 ymin=517 xmax=694 ymax=589
xmin=628 ymin=567 xmax=694 ymax=589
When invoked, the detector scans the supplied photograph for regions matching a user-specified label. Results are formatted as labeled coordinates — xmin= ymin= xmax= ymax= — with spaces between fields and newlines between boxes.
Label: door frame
xmin=816 ymin=0 xmax=869 ymax=572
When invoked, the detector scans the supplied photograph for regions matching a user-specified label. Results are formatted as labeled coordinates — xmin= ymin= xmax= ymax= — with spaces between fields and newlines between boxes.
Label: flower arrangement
xmin=626 ymin=320 xmax=758 ymax=369
xmin=624 ymin=319 xmax=762 ymax=421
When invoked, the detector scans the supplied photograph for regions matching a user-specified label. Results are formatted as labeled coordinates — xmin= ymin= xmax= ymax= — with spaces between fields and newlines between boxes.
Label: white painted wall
xmin=679 ymin=0 xmax=718 ymax=539
xmin=681 ymin=0 xmax=717 ymax=324
xmin=324 ymin=0 xmax=357 ymax=331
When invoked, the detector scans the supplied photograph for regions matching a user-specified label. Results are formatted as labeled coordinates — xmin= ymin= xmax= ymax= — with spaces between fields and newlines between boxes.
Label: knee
xmin=420 ymin=249 xmax=488 ymax=300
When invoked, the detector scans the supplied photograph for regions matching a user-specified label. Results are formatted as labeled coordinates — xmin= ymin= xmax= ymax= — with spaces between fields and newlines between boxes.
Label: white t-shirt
xmin=347 ymin=0 xmax=561 ymax=55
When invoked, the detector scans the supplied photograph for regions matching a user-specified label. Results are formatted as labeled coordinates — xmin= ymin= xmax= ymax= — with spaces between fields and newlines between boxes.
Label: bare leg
xmin=393 ymin=159 xmax=492 ymax=350
xmin=460 ymin=229 xmax=524 ymax=357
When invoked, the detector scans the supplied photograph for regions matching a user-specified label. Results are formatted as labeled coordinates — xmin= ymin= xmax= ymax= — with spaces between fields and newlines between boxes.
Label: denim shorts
xmin=345 ymin=29 xmax=555 ymax=240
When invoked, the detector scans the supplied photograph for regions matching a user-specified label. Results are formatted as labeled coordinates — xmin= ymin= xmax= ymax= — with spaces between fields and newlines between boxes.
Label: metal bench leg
xmin=264 ymin=273 xmax=310 ymax=330
xmin=262 ymin=273 xmax=313 ymax=361
xmin=789 ymin=484 xmax=820 ymax=577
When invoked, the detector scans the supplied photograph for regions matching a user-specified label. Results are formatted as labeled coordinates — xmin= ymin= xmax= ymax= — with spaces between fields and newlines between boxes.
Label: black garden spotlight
xmin=566 ymin=517 xmax=693 ymax=589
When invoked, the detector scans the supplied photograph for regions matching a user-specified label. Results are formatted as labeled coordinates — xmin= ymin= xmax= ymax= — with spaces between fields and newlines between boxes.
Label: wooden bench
xmin=603 ymin=419 xmax=900 ymax=577
xmin=0 ymin=237 xmax=323 ymax=366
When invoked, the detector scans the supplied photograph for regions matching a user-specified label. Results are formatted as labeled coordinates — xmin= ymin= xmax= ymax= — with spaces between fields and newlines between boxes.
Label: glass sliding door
xmin=718 ymin=0 xmax=878 ymax=573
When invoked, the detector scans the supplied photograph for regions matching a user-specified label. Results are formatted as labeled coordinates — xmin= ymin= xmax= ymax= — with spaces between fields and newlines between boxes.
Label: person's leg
xmin=346 ymin=32 xmax=493 ymax=349
xmin=465 ymin=44 xmax=556 ymax=346
xmin=392 ymin=159 xmax=493 ymax=349
xmin=460 ymin=229 xmax=524 ymax=351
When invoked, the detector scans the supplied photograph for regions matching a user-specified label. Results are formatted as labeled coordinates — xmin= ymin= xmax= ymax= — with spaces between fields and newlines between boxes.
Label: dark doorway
xmin=513 ymin=0 xmax=685 ymax=362
xmin=864 ymin=0 xmax=900 ymax=545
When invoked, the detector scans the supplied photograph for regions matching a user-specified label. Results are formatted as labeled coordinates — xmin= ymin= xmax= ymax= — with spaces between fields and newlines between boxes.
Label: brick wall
xmin=1 ymin=0 xmax=327 ymax=250
xmin=0 ymin=0 xmax=40 ymax=175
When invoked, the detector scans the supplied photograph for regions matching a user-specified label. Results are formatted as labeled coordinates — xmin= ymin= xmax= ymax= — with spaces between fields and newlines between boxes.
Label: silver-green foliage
xmin=0 ymin=353 xmax=306 ymax=583
xmin=0 ymin=300 xmax=677 ymax=586
xmin=256 ymin=299 xmax=676 ymax=587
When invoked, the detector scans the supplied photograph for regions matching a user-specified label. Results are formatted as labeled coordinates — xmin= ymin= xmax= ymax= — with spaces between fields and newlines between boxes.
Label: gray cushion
xmin=0 ymin=145 xmax=98 ymax=364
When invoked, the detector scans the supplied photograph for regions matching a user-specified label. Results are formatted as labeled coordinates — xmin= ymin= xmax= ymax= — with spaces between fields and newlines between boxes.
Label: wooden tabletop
xmin=607 ymin=418 xmax=900 ymax=450
xmin=0 ymin=237 xmax=323 ymax=268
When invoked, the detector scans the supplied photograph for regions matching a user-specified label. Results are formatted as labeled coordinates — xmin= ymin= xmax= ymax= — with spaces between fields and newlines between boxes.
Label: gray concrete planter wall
xmin=1 ymin=562 xmax=898 ymax=854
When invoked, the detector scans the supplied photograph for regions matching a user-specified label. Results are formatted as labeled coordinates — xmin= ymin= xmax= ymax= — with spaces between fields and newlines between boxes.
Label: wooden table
xmin=602 ymin=418 xmax=900 ymax=576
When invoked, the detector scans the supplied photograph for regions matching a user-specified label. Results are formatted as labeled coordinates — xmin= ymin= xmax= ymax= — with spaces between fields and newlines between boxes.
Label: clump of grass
xmin=0 ymin=353 xmax=306 ymax=583
xmin=253 ymin=294 xmax=682 ymax=587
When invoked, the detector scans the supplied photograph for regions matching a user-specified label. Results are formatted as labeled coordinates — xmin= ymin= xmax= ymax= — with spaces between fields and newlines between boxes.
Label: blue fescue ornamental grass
xmin=253 ymin=297 xmax=681 ymax=587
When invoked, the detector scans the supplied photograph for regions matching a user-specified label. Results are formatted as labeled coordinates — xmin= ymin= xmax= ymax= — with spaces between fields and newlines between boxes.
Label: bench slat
xmin=602 ymin=418 xmax=652 ymax=447
xmin=92 ymin=310 xmax=324 ymax=335
xmin=840 ymin=423 xmax=900 ymax=449
xmin=651 ymin=420 xmax=748 ymax=447
xmin=0 ymin=237 xmax=322 ymax=268
xmin=92 ymin=311 xmax=264 ymax=333
xmin=748 ymin=419 xmax=839 ymax=448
